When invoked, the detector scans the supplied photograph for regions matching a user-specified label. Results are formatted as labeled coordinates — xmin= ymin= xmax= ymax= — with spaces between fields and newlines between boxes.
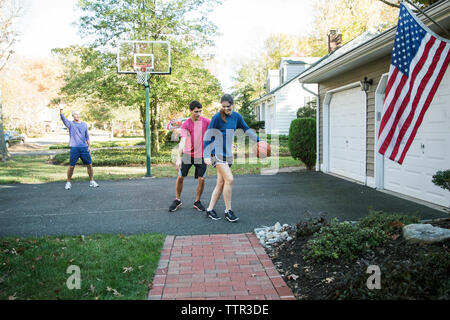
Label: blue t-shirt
xmin=60 ymin=114 xmax=90 ymax=147
xmin=203 ymin=111 xmax=259 ymax=160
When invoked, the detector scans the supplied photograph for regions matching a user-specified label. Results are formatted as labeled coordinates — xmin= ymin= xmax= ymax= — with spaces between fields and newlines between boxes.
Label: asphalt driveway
xmin=0 ymin=171 xmax=447 ymax=237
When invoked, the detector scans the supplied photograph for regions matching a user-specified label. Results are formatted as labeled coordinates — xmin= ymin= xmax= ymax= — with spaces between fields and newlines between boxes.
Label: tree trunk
xmin=0 ymin=89 xmax=11 ymax=161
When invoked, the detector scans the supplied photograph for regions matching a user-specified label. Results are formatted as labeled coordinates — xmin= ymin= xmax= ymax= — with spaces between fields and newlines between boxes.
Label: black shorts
xmin=179 ymin=157 xmax=207 ymax=179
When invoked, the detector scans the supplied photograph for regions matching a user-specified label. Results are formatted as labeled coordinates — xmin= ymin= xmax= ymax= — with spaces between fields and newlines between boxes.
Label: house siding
xmin=275 ymin=80 xmax=317 ymax=135
xmin=318 ymin=56 xmax=391 ymax=178
xmin=285 ymin=64 xmax=307 ymax=83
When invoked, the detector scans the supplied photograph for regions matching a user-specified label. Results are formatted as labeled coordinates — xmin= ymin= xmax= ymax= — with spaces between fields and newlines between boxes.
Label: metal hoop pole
xmin=145 ymin=73 xmax=151 ymax=177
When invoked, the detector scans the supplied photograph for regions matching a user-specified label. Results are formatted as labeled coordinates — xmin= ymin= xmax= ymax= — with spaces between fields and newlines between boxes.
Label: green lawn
xmin=0 ymin=233 xmax=165 ymax=300
xmin=0 ymin=154 xmax=302 ymax=184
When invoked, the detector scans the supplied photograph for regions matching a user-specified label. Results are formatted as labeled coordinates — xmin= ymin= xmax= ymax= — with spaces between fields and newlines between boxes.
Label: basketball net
xmin=134 ymin=65 xmax=153 ymax=85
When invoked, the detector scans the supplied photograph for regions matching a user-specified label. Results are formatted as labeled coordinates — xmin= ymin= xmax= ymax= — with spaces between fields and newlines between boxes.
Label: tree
xmin=0 ymin=56 xmax=64 ymax=135
xmin=233 ymin=0 xmax=399 ymax=101
xmin=297 ymin=99 xmax=317 ymax=119
xmin=233 ymin=33 xmax=315 ymax=101
xmin=308 ymin=0 xmax=399 ymax=56
xmin=0 ymin=0 xmax=22 ymax=161
xmin=74 ymin=0 xmax=222 ymax=151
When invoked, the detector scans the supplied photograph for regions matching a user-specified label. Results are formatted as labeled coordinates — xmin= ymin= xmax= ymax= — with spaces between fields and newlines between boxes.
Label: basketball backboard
xmin=117 ymin=40 xmax=171 ymax=74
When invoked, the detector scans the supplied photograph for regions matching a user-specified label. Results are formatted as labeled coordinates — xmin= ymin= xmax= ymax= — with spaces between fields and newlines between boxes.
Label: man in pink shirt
xmin=169 ymin=101 xmax=211 ymax=212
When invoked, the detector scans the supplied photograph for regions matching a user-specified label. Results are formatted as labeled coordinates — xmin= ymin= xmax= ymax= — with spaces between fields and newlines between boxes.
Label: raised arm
xmin=59 ymin=104 xmax=71 ymax=128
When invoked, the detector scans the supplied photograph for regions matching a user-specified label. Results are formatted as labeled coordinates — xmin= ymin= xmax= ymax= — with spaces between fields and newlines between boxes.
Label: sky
xmin=13 ymin=0 xmax=315 ymax=92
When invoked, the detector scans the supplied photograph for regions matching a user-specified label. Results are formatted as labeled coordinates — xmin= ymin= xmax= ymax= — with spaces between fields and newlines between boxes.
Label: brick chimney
xmin=328 ymin=29 xmax=342 ymax=53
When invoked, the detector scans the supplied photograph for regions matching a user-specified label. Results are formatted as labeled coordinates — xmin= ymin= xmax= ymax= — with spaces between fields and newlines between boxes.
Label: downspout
xmin=301 ymin=82 xmax=320 ymax=171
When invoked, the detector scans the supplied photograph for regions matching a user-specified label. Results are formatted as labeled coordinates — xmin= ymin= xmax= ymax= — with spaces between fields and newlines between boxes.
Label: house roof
xmin=251 ymin=57 xmax=321 ymax=105
xmin=281 ymin=57 xmax=321 ymax=65
xmin=298 ymin=0 xmax=450 ymax=83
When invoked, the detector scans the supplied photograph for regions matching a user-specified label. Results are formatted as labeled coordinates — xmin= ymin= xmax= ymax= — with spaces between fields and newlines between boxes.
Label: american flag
xmin=377 ymin=2 xmax=450 ymax=164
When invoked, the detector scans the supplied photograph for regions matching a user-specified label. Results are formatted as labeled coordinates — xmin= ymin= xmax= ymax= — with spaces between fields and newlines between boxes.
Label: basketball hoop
xmin=134 ymin=65 xmax=153 ymax=85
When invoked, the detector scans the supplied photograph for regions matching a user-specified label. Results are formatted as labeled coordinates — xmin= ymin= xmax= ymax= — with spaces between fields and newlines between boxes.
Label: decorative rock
xmin=403 ymin=223 xmax=450 ymax=244
xmin=254 ymin=222 xmax=295 ymax=248
xmin=274 ymin=222 xmax=282 ymax=232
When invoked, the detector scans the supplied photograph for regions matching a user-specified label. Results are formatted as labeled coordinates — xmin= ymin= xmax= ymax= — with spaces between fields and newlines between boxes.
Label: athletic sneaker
xmin=225 ymin=210 xmax=239 ymax=223
xmin=89 ymin=180 xmax=99 ymax=188
xmin=169 ymin=199 xmax=182 ymax=212
xmin=193 ymin=200 xmax=206 ymax=212
xmin=65 ymin=182 xmax=71 ymax=190
xmin=206 ymin=209 xmax=221 ymax=220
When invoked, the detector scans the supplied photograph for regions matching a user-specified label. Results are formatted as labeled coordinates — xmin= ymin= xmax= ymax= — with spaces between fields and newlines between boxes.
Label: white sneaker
xmin=89 ymin=180 xmax=99 ymax=188
xmin=65 ymin=182 xmax=71 ymax=190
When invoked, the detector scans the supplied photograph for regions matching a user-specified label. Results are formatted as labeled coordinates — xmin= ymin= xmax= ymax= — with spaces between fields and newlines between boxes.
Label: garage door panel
xmin=329 ymin=87 xmax=366 ymax=183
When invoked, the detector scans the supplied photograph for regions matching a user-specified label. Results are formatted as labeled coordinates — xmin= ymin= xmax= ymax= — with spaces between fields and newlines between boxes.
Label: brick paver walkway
xmin=148 ymin=233 xmax=296 ymax=300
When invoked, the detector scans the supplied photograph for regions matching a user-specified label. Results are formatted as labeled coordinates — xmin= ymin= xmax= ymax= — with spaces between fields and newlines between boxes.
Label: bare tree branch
xmin=378 ymin=0 xmax=401 ymax=8
xmin=0 ymin=0 xmax=22 ymax=72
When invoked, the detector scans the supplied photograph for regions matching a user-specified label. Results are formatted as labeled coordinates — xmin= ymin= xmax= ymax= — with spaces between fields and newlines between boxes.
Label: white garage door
xmin=383 ymin=68 xmax=450 ymax=208
xmin=329 ymin=87 xmax=366 ymax=183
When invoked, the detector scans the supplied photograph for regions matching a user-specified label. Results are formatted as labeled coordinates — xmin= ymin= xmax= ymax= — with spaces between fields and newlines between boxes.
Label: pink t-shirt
xmin=180 ymin=116 xmax=211 ymax=158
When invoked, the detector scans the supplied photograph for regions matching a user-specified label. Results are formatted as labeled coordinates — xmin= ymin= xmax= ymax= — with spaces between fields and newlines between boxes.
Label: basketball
xmin=253 ymin=141 xmax=271 ymax=158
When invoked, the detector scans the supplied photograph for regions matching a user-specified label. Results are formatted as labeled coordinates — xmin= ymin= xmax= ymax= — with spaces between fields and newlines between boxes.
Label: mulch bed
xmin=266 ymin=218 xmax=450 ymax=300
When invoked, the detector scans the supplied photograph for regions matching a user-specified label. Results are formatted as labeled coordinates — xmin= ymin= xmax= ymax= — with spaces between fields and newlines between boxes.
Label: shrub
xmin=288 ymin=118 xmax=316 ymax=170
xmin=297 ymin=99 xmax=317 ymax=119
xmin=297 ymin=106 xmax=316 ymax=119
xmin=296 ymin=211 xmax=329 ymax=237
xmin=249 ymin=120 xmax=265 ymax=131
xmin=358 ymin=210 xmax=420 ymax=235
xmin=305 ymin=219 xmax=386 ymax=262
xmin=52 ymin=148 xmax=172 ymax=166
xmin=432 ymin=170 xmax=450 ymax=192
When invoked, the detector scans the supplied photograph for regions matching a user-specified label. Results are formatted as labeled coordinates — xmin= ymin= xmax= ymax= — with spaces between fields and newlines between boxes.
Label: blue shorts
xmin=69 ymin=147 xmax=92 ymax=166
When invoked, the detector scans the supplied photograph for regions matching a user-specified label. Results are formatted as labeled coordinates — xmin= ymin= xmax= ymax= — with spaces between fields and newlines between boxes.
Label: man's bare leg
xmin=67 ymin=166 xmax=75 ymax=182
xmin=195 ymin=177 xmax=205 ymax=202
xmin=176 ymin=176 xmax=184 ymax=200
xmin=87 ymin=164 xmax=94 ymax=181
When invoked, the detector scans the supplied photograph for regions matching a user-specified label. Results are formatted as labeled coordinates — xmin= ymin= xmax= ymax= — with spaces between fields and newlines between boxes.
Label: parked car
xmin=4 ymin=131 xmax=25 ymax=148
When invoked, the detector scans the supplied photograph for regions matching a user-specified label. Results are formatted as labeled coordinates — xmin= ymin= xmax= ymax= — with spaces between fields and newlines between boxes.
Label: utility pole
xmin=144 ymin=74 xmax=151 ymax=177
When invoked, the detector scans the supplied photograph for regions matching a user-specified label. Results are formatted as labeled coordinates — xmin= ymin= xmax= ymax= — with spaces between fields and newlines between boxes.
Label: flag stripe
xmin=378 ymin=35 xmax=435 ymax=155
xmin=384 ymin=35 xmax=439 ymax=158
xmin=397 ymin=46 xmax=450 ymax=164
xmin=378 ymin=73 xmax=408 ymax=154
xmin=389 ymin=40 xmax=447 ymax=160
xmin=378 ymin=68 xmax=401 ymax=138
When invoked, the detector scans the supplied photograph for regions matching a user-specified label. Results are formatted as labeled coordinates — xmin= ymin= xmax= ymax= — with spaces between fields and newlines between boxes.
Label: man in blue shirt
xmin=60 ymin=103 xmax=99 ymax=190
